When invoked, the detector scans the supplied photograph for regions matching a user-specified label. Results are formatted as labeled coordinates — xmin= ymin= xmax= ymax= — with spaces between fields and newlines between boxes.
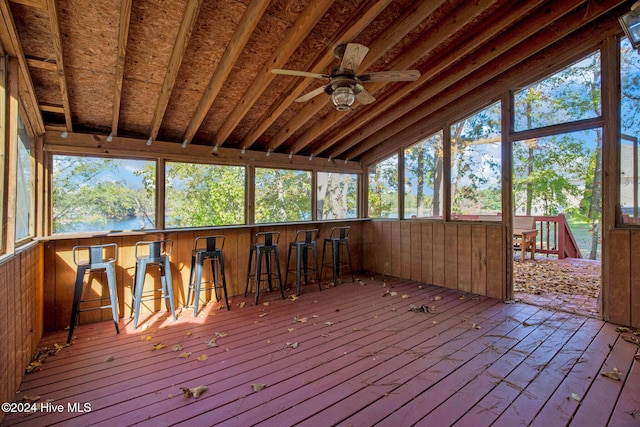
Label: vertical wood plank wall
xmin=0 ymin=243 xmax=43 ymax=412
xmin=607 ymin=229 xmax=640 ymax=328
xmin=42 ymin=222 xmax=363 ymax=331
xmin=363 ymin=220 xmax=507 ymax=300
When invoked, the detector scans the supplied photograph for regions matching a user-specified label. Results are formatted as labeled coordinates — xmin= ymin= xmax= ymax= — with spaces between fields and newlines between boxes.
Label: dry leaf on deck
xmin=288 ymin=328 xmax=295 ymax=332
xmin=141 ymin=335 xmax=152 ymax=341
xmin=251 ymin=383 xmax=266 ymax=392
xmin=152 ymin=343 xmax=166 ymax=351
xmin=390 ymin=291 xmax=398 ymax=296
xmin=197 ymin=354 xmax=208 ymax=361
xmin=263 ymin=302 xmax=270 ymax=306
xmin=472 ymin=324 xmax=481 ymax=330
xmin=294 ymin=316 xmax=308 ymax=323
xmin=289 ymin=294 xmax=299 ymax=301
xmin=623 ymin=336 xmax=640 ymax=346
xmin=181 ymin=384 xmax=207 ymax=398
xmin=285 ymin=342 xmax=299 ymax=349
xmin=571 ymin=393 xmax=581 ymax=402
xmin=178 ymin=352 xmax=192 ymax=359
xmin=601 ymin=367 xmax=621 ymax=381
xmin=237 ymin=302 xmax=246 ymax=308
xmin=21 ymin=396 xmax=40 ymax=403
xmin=259 ymin=312 xmax=268 ymax=318
xmin=103 ymin=355 xmax=115 ymax=362
xmin=409 ymin=304 xmax=437 ymax=314
xmin=186 ymin=331 xmax=192 ymax=337
xmin=325 ymin=321 xmax=335 ymax=326
xmin=616 ymin=327 xmax=631 ymax=333
xmin=205 ymin=338 xmax=217 ymax=348
xmin=433 ymin=296 xmax=442 ymax=301
xmin=172 ymin=344 xmax=183 ymax=352
xmin=402 ymin=294 xmax=410 ymax=299
xmin=215 ymin=331 xmax=228 ymax=338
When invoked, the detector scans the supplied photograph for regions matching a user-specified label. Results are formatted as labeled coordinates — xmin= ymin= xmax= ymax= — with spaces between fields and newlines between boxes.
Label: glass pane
xmin=404 ymin=131 xmax=444 ymax=218
xmin=368 ymin=155 xmax=398 ymax=218
xmin=165 ymin=162 xmax=245 ymax=227
xmin=52 ymin=155 xmax=156 ymax=233
xmin=317 ymin=172 xmax=357 ymax=219
xmin=621 ymin=37 xmax=640 ymax=224
xmin=450 ymin=102 xmax=502 ymax=220
xmin=255 ymin=168 xmax=311 ymax=223
xmin=16 ymin=114 xmax=31 ymax=240
xmin=514 ymin=51 xmax=601 ymax=131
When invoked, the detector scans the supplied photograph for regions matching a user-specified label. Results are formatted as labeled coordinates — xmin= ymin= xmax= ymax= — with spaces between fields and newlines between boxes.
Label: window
xmin=514 ymin=51 xmax=601 ymax=131
xmin=165 ymin=162 xmax=245 ymax=227
xmin=621 ymin=37 xmax=640 ymax=224
xmin=15 ymin=114 xmax=32 ymax=241
xmin=450 ymin=102 xmax=502 ymax=220
xmin=404 ymin=131 xmax=444 ymax=218
xmin=317 ymin=172 xmax=357 ymax=219
xmin=368 ymin=155 xmax=398 ymax=218
xmin=52 ymin=155 xmax=156 ymax=233
xmin=255 ymin=168 xmax=311 ymax=223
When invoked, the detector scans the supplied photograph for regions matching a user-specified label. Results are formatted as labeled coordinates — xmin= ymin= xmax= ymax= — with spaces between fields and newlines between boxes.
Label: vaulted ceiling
xmin=0 ymin=0 xmax=630 ymax=163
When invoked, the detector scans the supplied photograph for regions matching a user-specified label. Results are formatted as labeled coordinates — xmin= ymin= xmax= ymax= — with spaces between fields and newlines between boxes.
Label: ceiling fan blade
xmin=356 ymin=88 xmax=375 ymax=105
xmin=358 ymin=70 xmax=421 ymax=82
xmin=271 ymin=69 xmax=330 ymax=80
xmin=295 ymin=86 xmax=327 ymax=103
xmin=340 ymin=43 xmax=369 ymax=73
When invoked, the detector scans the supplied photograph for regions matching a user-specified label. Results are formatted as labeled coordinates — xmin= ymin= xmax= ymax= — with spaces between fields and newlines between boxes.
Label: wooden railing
xmin=531 ymin=214 xmax=582 ymax=259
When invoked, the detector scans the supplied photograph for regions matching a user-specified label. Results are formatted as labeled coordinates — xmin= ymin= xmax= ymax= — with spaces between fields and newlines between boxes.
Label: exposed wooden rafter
xmin=110 ymin=0 xmax=132 ymax=137
xmin=45 ymin=0 xmax=72 ymax=131
xmin=26 ymin=56 xmax=56 ymax=71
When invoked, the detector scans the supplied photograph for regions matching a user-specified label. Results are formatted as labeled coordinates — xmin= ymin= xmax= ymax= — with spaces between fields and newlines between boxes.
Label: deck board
xmin=2 ymin=276 xmax=638 ymax=427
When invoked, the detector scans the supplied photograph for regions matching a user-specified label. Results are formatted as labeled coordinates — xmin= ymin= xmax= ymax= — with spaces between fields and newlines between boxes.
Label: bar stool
xmin=286 ymin=229 xmax=322 ymax=296
xmin=321 ymin=226 xmax=355 ymax=285
xmin=186 ymin=235 xmax=230 ymax=316
xmin=130 ymin=239 xmax=176 ymax=329
xmin=68 ymin=243 xmax=119 ymax=344
xmin=244 ymin=231 xmax=285 ymax=305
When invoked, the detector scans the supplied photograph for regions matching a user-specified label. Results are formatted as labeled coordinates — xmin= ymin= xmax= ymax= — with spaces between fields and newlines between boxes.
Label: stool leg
xmin=286 ymin=244 xmax=293 ymax=287
xmin=67 ymin=267 xmax=87 ymax=343
xmin=332 ymin=240 xmax=340 ymax=285
xmin=211 ymin=255 xmax=219 ymax=301
xmin=313 ymin=243 xmax=321 ymax=291
xmin=254 ymin=250 xmax=262 ymax=305
xmin=162 ymin=257 xmax=176 ymax=320
xmin=193 ymin=253 xmax=204 ymax=317
xmin=186 ymin=254 xmax=196 ymax=308
xmin=296 ymin=245 xmax=302 ymax=296
xmin=218 ymin=254 xmax=230 ymax=310
xmin=265 ymin=249 xmax=273 ymax=292
xmin=302 ymin=246 xmax=309 ymax=285
xmin=244 ymin=249 xmax=254 ymax=297
xmin=132 ymin=261 xmax=146 ymax=330
xmin=105 ymin=263 xmax=120 ymax=335
xmin=130 ymin=263 xmax=139 ymax=319
xmin=345 ymin=240 xmax=354 ymax=282
xmin=321 ymin=240 xmax=328 ymax=281
xmin=274 ymin=246 xmax=285 ymax=299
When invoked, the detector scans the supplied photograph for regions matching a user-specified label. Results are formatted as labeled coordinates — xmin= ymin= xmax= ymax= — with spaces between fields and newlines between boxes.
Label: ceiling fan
xmin=271 ymin=43 xmax=421 ymax=111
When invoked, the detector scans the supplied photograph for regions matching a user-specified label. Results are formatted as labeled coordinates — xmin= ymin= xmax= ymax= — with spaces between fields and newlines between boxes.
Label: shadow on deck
xmin=513 ymin=256 xmax=600 ymax=319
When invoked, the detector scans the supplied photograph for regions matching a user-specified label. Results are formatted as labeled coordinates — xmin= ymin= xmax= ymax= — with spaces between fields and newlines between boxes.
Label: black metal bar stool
xmin=68 ymin=243 xmax=119 ymax=343
xmin=286 ymin=229 xmax=322 ymax=296
xmin=187 ymin=235 xmax=230 ymax=316
xmin=244 ymin=231 xmax=285 ymax=305
xmin=130 ymin=239 xmax=176 ymax=329
xmin=321 ymin=226 xmax=355 ymax=285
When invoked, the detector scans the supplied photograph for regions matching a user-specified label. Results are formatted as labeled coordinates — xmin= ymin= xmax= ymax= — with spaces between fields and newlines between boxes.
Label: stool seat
xmin=187 ymin=235 xmax=230 ymax=316
xmin=286 ymin=229 xmax=321 ymax=296
xmin=130 ymin=240 xmax=176 ymax=329
xmin=68 ymin=243 xmax=119 ymax=343
xmin=321 ymin=226 xmax=355 ymax=285
xmin=244 ymin=231 xmax=285 ymax=304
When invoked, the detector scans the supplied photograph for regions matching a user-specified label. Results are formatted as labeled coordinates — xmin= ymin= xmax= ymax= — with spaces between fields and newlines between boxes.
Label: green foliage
xmin=255 ymin=168 xmax=311 ymax=223
xmin=368 ymin=156 xmax=398 ymax=218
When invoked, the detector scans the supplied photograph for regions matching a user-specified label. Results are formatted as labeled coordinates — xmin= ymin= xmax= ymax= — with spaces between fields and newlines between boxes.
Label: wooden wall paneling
xmin=352 ymin=222 xmax=362 ymax=273
xmin=116 ymin=236 xmax=135 ymax=323
xmin=471 ymin=225 xmax=488 ymax=296
xmin=35 ymin=244 xmax=44 ymax=345
xmin=235 ymin=227 xmax=252 ymax=297
xmin=173 ymin=230 xmax=194 ymax=307
xmin=53 ymin=239 xmax=76 ymax=330
xmin=607 ymin=230 xmax=631 ymax=325
xmin=43 ymin=241 xmax=56 ymax=329
xmin=486 ymin=225 xmax=505 ymax=300
xmin=432 ymin=222 xmax=445 ymax=286
xmin=631 ymin=230 xmax=640 ymax=328
xmin=457 ymin=223 xmax=472 ymax=293
xmin=382 ymin=221 xmax=392 ymax=276
xmin=410 ymin=221 xmax=421 ymax=281
xmin=0 ymin=257 xmax=10 ymax=406
xmin=362 ymin=221 xmax=375 ymax=273
xmin=444 ymin=223 xmax=458 ymax=289
xmin=400 ymin=221 xmax=411 ymax=279
xmin=420 ymin=222 xmax=433 ymax=285
xmin=391 ymin=221 xmax=401 ymax=278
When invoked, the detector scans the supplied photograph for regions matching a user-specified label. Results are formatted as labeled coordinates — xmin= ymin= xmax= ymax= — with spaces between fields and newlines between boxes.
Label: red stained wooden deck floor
xmin=2 ymin=276 xmax=639 ymax=426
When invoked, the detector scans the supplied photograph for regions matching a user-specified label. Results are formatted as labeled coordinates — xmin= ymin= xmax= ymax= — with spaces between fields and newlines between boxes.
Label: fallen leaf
xmin=616 ymin=327 xmax=631 ymax=333
xmin=259 ymin=312 xmax=268 ymax=317
xmin=601 ymin=367 xmax=621 ymax=380
xmin=181 ymin=384 xmax=207 ymax=398
xmin=295 ymin=316 xmax=308 ymax=323
xmin=237 ymin=302 xmax=246 ymax=308
xmin=472 ymin=324 xmax=481 ymax=330
xmin=141 ymin=335 xmax=153 ymax=341
xmin=103 ymin=355 xmax=115 ymax=362
xmin=21 ymin=396 xmax=40 ymax=403
xmin=251 ymin=383 xmax=266 ymax=392
xmin=402 ymin=294 xmax=410 ymax=299
xmin=289 ymin=294 xmax=299 ymax=301
xmin=433 ymin=296 xmax=442 ymax=301
xmin=152 ymin=343 xmax=166 ymax=351
xmin=390 ymin=291 xmax=398 ymax=297
xmin=172 ymin=344 xmax=183 ymax=352
xmin=285 ymin=342 xmax=299 ymax=349
xmin=635 ymin=352 xmax=640 ymax=361
xmin=325 ymin=321 xmax=335 ymax=326
xmin=168 ymin=394 xmax=174 ymax=399
xmin=623 ymin=336 xmax=640 ymax=346
xmin=214 ymin=332 xmax=228 ymax=338
xmin=186 ymin=331 xmax=192 ymax=337
xmin=263 ymin=302 xmax=270 ymax=306
xmin=197 ymin=354 xmax=208 ymax=361
xmin=178 ymin=352 xmax=192 ymax=359
xmin=205 ymin=338 xmax=217 ymax=348
xmin=571 ymin=393 xmax=581 ymax=402
xmin=288 ymin=328 xmax=295 ymax=332
xmin=409 ymin=304 xmax=437 ymax=314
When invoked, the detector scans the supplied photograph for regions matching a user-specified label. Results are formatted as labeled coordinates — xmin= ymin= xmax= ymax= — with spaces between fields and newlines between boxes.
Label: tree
xmin=255 ymin=168 xmax=311 ymax=223
xmin=368 ymin=155 xmax=398 ymax=218
xmin=404 ymin=132 xmax=443 ymax=217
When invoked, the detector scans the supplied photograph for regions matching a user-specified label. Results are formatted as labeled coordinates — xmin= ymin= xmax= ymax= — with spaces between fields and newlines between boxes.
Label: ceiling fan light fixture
xmin=620 ymin=1 xmax=640 ymax=51
xmin=331 ymin=86 xmax=355 ymax=111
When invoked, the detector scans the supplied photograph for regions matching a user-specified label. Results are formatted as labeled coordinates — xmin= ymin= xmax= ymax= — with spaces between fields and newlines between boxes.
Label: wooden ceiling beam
xmin=242 ymin=0 xmax=393 ymax=151
xmin=26 ymin=56 xmax=56 ymax=71
xmin=182 ymin=0 xmax=269 ymax=146
xmin=110 ymin=0 xmax=132 ymax=137
xmin=349 ymin=1 xmax=626 ymax=162
xmin=213 ymin=0 xmax=335 ymax=148
xmin=268 ymin=0 xmax=448 ymax=154
xmin=39 ymin=102 xmax=64 ymax=113
xmin=329 ymin=0 xmax=587 ymax=160
xmin=46 ymin=0 xmax=72 ymax=131
xmin=148 ymin=0 xmax=202 ymax=141
xmin=9 ymin=0 xmax=46 ymax=9
xmin=299 ymin=0 xmax=507 ymax=159
xmin=0 ymin=0 xmax=44 ymax=133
